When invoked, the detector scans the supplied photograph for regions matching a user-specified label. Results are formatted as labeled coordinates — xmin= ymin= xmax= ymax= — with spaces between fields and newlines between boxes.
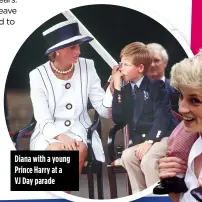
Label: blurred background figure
xmin=147 ymin=43 xmax=177 ymax=93
xmin=147 ymin=43 xmax=179 ymax=113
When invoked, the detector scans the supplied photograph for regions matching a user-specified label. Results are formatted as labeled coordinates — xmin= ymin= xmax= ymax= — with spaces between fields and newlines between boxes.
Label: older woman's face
xmin=178 ymin=86 xmax=202 ymax=133
xmin=57 ymin=44 xmax=80 ymax=64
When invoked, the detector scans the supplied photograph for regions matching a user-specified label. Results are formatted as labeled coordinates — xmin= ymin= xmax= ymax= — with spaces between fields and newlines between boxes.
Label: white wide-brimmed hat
xmin=43 ymin=19 xmax=93 ymax=55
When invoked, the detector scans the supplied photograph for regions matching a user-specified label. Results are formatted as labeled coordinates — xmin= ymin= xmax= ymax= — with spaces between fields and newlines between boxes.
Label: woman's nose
xmin=178 ymin=99 xmax=190 ymax=114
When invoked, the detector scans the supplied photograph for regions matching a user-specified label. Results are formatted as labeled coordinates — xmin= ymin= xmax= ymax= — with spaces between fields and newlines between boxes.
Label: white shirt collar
xmin=161 ymin=76 xmax=165 ymax=82
xmin=130 ymin=76 xmax=144 ymax=88
xmin=188 ymin=135 xmax=202 ymax=168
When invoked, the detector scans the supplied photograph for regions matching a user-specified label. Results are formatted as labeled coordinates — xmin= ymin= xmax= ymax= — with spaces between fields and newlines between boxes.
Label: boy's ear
xmin=138 ymin=64 xmax=144 ymax=73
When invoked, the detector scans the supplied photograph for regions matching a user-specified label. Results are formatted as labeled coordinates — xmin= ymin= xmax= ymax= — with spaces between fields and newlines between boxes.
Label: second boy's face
xmin=178 ymin=86 xmax=202 ymax=133
xmin=119 ymin=56 xmax=143 ymax=82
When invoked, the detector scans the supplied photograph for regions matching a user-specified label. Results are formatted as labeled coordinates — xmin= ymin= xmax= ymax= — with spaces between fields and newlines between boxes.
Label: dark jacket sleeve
xmin=112 ymin=85 xmax=133 ymax=126
xmin=165 ymin=79 xmax=179 ymax=94
xmin=147 ymin=80 xmax=175 ymax=142
xmin=165 ymin=79 xmax=180 ymax=113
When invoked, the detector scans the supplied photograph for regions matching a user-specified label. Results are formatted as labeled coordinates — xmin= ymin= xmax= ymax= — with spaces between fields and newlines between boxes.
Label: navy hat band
xmin=44 ymin=23 xmax=81 ymax=48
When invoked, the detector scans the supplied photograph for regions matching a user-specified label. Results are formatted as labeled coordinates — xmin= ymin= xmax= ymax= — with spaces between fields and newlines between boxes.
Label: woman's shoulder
xmin=29 ymin=61 xmax=49 ymax=77
xmin=78 ymin=57 xmax=93 ymax=62
xmin=77 ymin=57 xmax=96 ymax=76
xmin=78 ymin=57 xmax=94 ymax=67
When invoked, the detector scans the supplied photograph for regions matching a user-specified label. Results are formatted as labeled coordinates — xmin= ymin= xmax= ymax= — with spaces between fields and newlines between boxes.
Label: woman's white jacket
xmin=29 ymin=57 xmax=112 ymax=162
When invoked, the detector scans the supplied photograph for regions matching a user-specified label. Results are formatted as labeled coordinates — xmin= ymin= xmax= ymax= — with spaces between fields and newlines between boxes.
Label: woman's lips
xmin=183 ymin=116 xmax=195 ymax=125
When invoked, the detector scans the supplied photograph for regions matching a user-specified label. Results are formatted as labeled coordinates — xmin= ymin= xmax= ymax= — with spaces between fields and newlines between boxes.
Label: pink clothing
xmin=166 ymin=121 xmax=199 ymax=163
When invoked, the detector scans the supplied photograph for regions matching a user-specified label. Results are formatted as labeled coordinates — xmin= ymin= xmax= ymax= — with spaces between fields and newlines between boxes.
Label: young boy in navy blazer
xmin=106 ymin=42 xmax=178 ymax=193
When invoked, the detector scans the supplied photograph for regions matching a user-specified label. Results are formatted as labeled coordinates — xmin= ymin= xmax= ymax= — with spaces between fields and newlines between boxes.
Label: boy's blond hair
xmin=120 ymin=42 xmax=153 ymax=73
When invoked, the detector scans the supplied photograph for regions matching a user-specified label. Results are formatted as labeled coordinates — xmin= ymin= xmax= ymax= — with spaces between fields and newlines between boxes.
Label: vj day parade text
xmin=14 ymin=155 xmax=70 ymax=186
xmin=11 ymin=151 xmax=79 ymax=191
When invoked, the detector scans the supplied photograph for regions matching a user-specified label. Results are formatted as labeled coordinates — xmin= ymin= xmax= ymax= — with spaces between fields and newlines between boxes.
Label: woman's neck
xmin=50 ymin=60 xmax=75 ymax=78
xmin=194 ymin=153 xmax=202 ymax=179
xmin=53 ymin=61 xmax=73 ymax=71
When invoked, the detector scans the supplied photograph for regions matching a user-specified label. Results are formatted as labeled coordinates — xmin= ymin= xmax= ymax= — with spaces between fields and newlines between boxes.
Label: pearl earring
xmin=56 ymin=52 xmax=59 ymax=56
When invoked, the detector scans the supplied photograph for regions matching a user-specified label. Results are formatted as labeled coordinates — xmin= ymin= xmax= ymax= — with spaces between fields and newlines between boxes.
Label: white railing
xmin=62 ymin=10 xmax=118 ymax=82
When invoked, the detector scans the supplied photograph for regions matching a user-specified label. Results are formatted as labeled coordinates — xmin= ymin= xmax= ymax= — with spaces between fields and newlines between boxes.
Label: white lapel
xmin=186 ymin=135 xmax=202 ymax=189
xmin=76 ymin=58 xmax=88 ymax=108
xmin=37 ymin=62 xmax=56 ymax=119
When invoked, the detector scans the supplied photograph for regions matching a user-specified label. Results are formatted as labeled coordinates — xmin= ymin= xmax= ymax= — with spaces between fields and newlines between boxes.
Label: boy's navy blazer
xmin=112 ymin=75 xmax=178 ymax=145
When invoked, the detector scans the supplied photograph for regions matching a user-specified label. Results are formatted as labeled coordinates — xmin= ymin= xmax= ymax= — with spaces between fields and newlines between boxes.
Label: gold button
xmin=118 ymin=94 xmax=121 ymax=103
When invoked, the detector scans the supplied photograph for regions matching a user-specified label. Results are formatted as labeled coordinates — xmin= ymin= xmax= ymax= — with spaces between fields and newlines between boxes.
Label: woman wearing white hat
xmin=29 ymin=20 xmax=112 ymax=186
